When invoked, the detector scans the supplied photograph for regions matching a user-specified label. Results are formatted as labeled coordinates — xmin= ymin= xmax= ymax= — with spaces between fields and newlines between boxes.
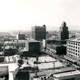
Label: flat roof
xmin=20 ymin=47 xmax=28 ymax=52
xmin=27 ymin=55 xmax=65 ymax=69
xmin=28 ymin=39 xmax=40 ymax=42
xmin=53 ymin=70 xmax=80 ymax=78
xmin=38 ymin=56 xmax=56 ymax=62
xmin=0 ymin=63 xmax=18 ymax=72
xmin=30 ymin=66 xmax=76 ymax=78
xmin=67 ymin=38 xmax=80 ymax=42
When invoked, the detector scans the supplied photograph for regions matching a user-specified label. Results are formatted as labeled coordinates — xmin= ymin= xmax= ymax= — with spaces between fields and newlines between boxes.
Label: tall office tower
xmin=32 ymin=25 xmax=46 ymax=41
xmin=17 ymin=33 xmax=26 ymax=40
xmin=60 ymin=22 xmax=69 ymax=40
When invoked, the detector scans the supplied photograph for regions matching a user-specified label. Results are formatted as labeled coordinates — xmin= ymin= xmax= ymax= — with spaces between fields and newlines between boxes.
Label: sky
xmin=0 ymin=0 xmax=80 ymax=32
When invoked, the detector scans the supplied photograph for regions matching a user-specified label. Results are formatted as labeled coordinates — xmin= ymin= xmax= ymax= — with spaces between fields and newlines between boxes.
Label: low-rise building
xmin=53 ymin=70 xmax=80 ymax=80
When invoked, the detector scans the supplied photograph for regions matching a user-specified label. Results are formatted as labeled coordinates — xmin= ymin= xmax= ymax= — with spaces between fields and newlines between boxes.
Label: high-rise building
xmin=60 ymin=22 xmax=69 ymax=40
xmin=17 ymin=33 xmax=26 ymax=40
xmin=32 ymin=25 xmax=46 ymax=41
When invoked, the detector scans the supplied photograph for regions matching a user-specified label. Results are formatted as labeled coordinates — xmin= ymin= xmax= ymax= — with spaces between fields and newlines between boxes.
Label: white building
xmin=66 ymin=38 xmax=80 ymax=63
xmin=53 ymin=70 xmax=80 ymax=80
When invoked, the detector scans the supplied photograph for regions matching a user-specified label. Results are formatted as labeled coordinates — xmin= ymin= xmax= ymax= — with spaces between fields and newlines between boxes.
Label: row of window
xmin=67 ymin=50 xmax=80 ymax=56
xmin=67 ymin=53 xmax=78 ymax=59
xmin=67 ymin=45 xmax=80 ymax=49
xmin=67 ymin=48 xmax=80 ymax=52
xmin=67 ymin=41 xmax=80 ymax=46
xmin=67 ymin=53 xmax=75 ymax=58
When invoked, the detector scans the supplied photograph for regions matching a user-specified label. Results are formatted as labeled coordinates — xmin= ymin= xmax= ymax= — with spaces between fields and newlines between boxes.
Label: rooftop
xmin=28 ymin=39 xmax=40 ymax=43
xmin=67 ymin=38 xmax=80 ymax=42
xmin=53 ymin=70 xmax=80 ymax=78
xmin=24 ymin=55 xmax=65 ymax=70
xmin=30 ymin=66 xmax=76 ymax=79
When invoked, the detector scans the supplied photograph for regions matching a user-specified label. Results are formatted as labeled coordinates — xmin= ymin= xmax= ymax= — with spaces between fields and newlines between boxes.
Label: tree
xmin=18 ymin=59 xmax=23 ymax=67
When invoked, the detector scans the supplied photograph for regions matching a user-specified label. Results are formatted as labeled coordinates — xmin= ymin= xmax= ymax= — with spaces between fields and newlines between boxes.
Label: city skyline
xmin=0 ymin=0 xmax=80 ymax=32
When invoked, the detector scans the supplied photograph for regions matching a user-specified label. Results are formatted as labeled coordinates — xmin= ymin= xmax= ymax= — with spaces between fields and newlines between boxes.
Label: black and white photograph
xmin=0 ymin=0 xmax=80 ymax=80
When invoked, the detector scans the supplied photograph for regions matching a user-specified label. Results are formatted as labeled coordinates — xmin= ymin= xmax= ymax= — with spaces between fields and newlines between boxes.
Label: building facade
xmin=32 ymin=25 xmax=46 ymax=41
xmin=66 ymin=38 xmax=80 ymax=63
xmin=28 ymin=40 xmax=41 ymax=53
xmin=17 ymin=33 xmax=26 ymax=40
xmin=59 ymin=22 xmax=69 ymax=40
